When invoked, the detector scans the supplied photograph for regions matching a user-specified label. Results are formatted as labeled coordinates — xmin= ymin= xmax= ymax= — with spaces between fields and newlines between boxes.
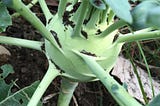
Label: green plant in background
xmin=0 ymin=0 xmax=160 ymax=106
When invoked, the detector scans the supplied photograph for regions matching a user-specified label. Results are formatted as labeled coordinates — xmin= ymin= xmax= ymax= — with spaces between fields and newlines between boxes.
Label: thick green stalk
xmin=39 ymin=0 xmax=53 ymax=23
xmin=27 ymin=61 xmax=60 ymax=106
xmin=4 ymin=0 xmax=59 ymax=48
xmin=108 ymin=9 xmax=115 ymax=23
xmin=57 ymin=78 xmax=78 ymax=106
xmin=72 ymin=0 xmax=89 ymax=38
xmin=100 ymin=8 xmax=108 ymax=24
xmin=100 ymin=20 xmax=127 ymax=37
xmin=75 ymin=51 xmax=142 ymax=106
xmin=0 ymin=36 xmax=43 ymax=51
xmin=58 ymin=0 xmax=67 ymax=18
xmin=86 ymin=9 xmax=101 ymax=29
xmin=12 ymin=0 xmax=38 ymax=17
xmin=117 ymin=30 xmax=160 ymax=43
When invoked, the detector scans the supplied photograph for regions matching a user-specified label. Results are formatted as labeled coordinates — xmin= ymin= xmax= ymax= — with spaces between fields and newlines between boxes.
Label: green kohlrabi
xmin=1 ymin=0 xmax=160 ymax=106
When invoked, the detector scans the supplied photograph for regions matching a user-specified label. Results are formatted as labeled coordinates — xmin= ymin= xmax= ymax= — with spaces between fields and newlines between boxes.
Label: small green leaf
xmin=104 ymin=0 xmax=132 ymax=23
xmin=148 ymin=93 xmax=160 ymax=106
xmin=0 ymin=2 xmax=12 ymax=32
xmin=89 ymin=0 xmax=106 ymax=10
xmin=1 ymin=64 xmax=14 ymax=79
xmin=146 ymin=6 xmax=160 ymax=29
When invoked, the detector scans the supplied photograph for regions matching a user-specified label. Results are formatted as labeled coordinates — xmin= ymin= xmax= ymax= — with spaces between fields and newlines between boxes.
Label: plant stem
xmin=117 ymin=30 xmax=160 ymax=43
xmin=0 ymin=36 xmax=43 ymax=51
xmin=7 ymin=0 xmax=59 ymax=48
xmin=39 ymin=0 xmax=53 ymax=23
xmin=100 ymin=20 xmax=127 ymax=37
xmin=57 ymin=78 xmax=78 ymax=106
xmin=12 ymin=0 xmax=38 ymax=17
xmin=108 ymin=9 xmax=115 ymax=23
xmin=76 ymin=51 xmax=142 ymax=106
xmin=86 ymin=9 xmax=101 ymax=29
xmin=27 ymin=60 xmax=60 ymax=106
xmin=100 ymin=8 xmax=108 ymax=24
xmin=58 ymin=0 xmax=67 ymax=18
xmin=127 ymin=47 xmax=148 ymax=104
xmin=27 ymin=0 xmax=38 ymax=8
xmin=72 ymin=0 xmax=89 ymax=38
xmin=137 ymin=42 xmax=155 ymax=98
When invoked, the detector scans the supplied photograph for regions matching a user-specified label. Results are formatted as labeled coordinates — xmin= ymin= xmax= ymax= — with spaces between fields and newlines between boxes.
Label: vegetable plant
xmin=1 ymin=0 xmax=160 ymax=106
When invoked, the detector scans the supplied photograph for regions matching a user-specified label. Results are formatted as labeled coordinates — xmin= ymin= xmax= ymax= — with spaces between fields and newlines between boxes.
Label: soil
xmin=0 ymin=1 xmax=119 ymax=106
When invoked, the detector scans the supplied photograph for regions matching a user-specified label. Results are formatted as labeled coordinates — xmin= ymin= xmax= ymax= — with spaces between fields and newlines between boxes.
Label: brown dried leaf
xmin=0 ymin=45 xmax=11 ymax=65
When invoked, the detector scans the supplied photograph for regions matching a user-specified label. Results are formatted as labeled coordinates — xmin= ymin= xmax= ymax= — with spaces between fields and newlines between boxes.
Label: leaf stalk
xmin=117 ymin=30 xmax=160 ymax=43
xmin=75 ymin=52 xmax=142 ymax=106
xmin=27 ymin=61 xmax=60 ymax=106
xmin=72 ymin=0 xmax=89 ymax=38
xmin=57 ymin=78 xmax=78 ymax=106
xmin=7 ymin=0 xmax=59 ymax=48
xmin=0 ymin=36 xmax=43 ymax=51
xmin=39 ymin=0 xmax=53 ymax=23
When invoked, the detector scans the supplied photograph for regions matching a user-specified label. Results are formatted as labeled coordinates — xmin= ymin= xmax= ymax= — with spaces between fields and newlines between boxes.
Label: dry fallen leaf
xmin=0 ymin=45 xmax=11 ymax=65
xmin=112 ymin=56 xmax=160 ymax=103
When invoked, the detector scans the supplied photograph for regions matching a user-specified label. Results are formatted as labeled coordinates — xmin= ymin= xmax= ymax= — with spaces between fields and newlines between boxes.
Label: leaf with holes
xmin=0 ymin=79 xmax=13 ymax=102
xmin=0 ymin=64 xmax=14 ymax=102
xmin=0 ymin=64 xmax=42 ymax=106
xmin=0 ymin=64 xmax=14 ymax=79
xmin=0 ymin=81 xmax=42 ymax=106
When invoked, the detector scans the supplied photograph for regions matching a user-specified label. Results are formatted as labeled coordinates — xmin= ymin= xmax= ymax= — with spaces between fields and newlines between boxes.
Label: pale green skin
xmin=45 ymin=14 xmax=122 ymax=81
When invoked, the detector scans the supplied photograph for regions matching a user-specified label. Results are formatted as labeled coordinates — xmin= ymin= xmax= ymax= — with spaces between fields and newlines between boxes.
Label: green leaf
xmin=0 ymin=64 xmax=14 ymax=102
xmin=0 ymin=64 xmax=14 ymax=79
xmin=104 ymin=0 xmax=132 ymax=23
xmin=0 ymin=79 xmax=13 ymax=102
xmin=146 ymin=6 xmax=160 ymax=29
xmin=131 ymin=0 xmax=160 ymax=30
xmin=1 ymin=0 xmax=13 ymax=8
xmin=0 ymin=81 xmax=42 ymax=106
xmin=0 ymin=2 xmax=12 ymax=32
xmin=148 ymin=93 xmax=160 ymax=106
xmin=89 ymin=0 xmax=106 ymax=10
xmin=0 ymin=64 xmax=42 ymax=106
